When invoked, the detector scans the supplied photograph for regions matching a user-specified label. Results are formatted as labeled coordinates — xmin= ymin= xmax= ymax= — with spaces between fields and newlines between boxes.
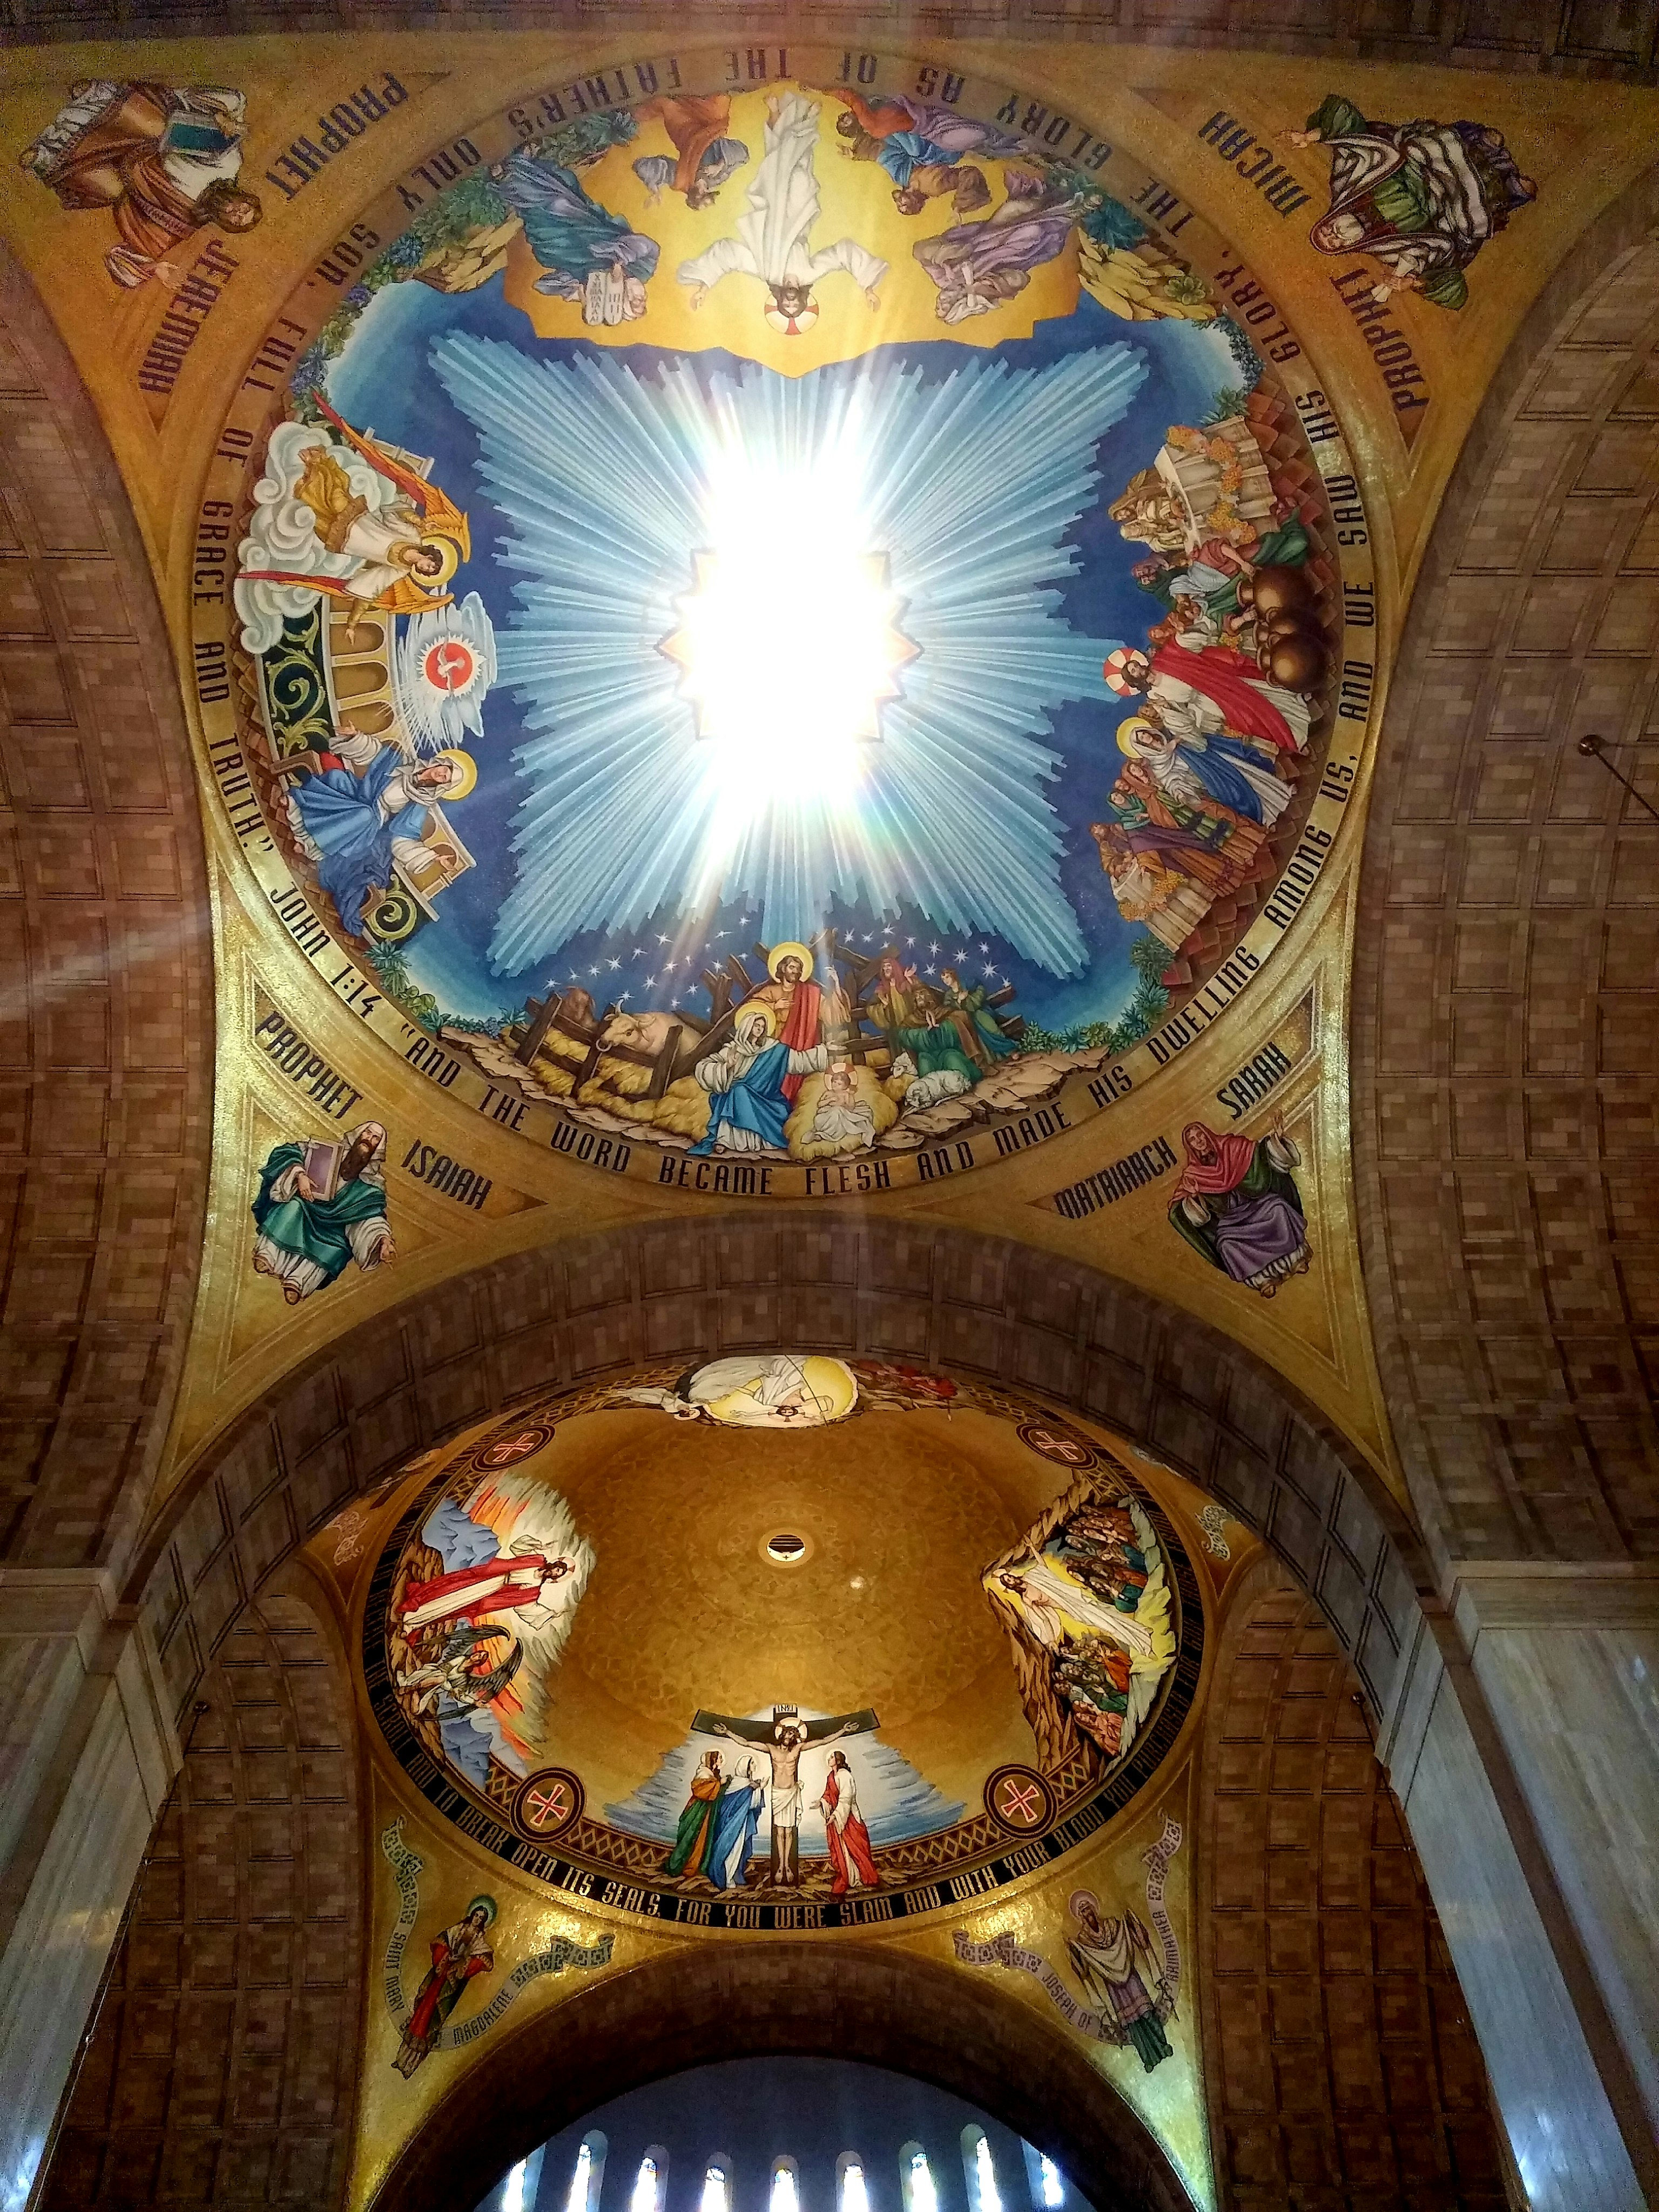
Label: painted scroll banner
xmin=380 ymin=1817 xmax=613 ymax=2048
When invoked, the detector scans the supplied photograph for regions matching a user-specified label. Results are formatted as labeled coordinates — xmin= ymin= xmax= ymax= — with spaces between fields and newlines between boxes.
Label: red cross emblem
xmin=1017 ymin=1421 xmax=1098 ymax=1470
xmin=998 ymin=1778 xmax=1042 ymax=1824
xmin=525 ymin=1781 xmax=569 ymax=1829
xmin=475 ymin=1423 xmax=553 ymax=1472
xmin=512 ymin=1766 xmax=584 ymax=1842
xmin=984 ymin=1763 xmax=1053 ymax=1834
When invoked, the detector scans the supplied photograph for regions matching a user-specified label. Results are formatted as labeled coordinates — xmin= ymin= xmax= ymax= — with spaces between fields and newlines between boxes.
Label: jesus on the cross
xmin=696 ymin=1703 xmax=878 ymax=1887
xmin=677 ymin=92 xmax=887 ymax=334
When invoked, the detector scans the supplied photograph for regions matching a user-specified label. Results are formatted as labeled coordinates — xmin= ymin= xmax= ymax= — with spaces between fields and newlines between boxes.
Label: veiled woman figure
xmin=394 ymin=1897 xmax=496 ymax=2076
xmin=665 ymin=1750 xmax=724 ymax=1884
xmin=1168 ymin=1117 xmax=1311 ymax=1296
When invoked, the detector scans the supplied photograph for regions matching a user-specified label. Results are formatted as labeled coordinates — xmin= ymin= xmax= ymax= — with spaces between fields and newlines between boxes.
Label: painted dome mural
xmin=216 ymin=51 xmax=1373 ymax=1197
xmin=364 ymin=1362 xmax=1203 ymax=1930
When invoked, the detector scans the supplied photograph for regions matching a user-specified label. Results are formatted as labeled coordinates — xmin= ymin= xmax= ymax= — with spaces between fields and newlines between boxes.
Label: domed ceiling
xmin=360 ymin=1359 xmax=1203 ymax=1929
xmin=217 ymin=57 xmax=1367 ymax=1198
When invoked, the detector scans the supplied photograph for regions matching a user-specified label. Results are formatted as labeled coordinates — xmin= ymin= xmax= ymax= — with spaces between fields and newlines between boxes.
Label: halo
xmin=767 ymin=940 xmax=813 ymax=980
xmin=419 ymin=534 xmax=461 ymax=588
xmin=1102 ymin=646 xmax=1149 ymax=697
xmin=1116 ymin=716 xmax=1161 ymax=757
xmin=1068 ymin=1889 xmax=1098 ymax=1924
xmin=432 ymin=747 xmax=477 ymax=799
xmin=764 ymin=300 xmax=819 ymax=336
xmin=736 ymin=999 xmax=778 ymax=1039
xmin=466 ymin=1893 xmax=499 ymax=1925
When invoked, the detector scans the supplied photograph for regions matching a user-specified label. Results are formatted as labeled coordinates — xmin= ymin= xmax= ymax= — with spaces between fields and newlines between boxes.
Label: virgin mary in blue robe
xmin=1168 ymin=731 xmax=1285 ymax=823
xmin=291 ymin=750 xmax=434 ymax=930
xmin=706 ymin=1764 xmax=765 ymax=1890
xmin=690 ymin=1013 xmax=827 ymax=1157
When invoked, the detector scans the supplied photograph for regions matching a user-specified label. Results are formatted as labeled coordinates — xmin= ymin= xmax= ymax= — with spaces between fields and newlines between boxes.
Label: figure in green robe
xmin=250 ymin=1122 xmax=395 ymax=1304
xmin=664 ymin=1751 xmax=725 ymax=1881
xmin=938 ymin=968 xmax=1018 ymax=1070
xmin=889 ymin=1015 xmax=979 ymax=1092
xmin=1293 ymin=93 xmax=1536 ymax=311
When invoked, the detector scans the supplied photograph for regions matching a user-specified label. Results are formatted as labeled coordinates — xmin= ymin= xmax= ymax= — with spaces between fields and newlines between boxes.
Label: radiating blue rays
xmin=434 ymin=334 xmax=1144 ymax=977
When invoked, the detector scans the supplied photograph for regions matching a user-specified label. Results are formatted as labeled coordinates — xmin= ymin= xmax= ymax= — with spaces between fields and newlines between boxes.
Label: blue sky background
xmin=330 ymin=272 xmax=1242 ymax=1036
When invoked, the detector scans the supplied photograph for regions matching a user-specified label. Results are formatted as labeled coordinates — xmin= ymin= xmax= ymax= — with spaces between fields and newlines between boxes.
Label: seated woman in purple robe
xmin=1168 ymin=1119 xmax=1311 ymax=1297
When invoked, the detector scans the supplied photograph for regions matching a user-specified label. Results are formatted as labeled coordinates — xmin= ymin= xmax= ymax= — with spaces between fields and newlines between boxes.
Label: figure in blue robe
xmin=706 ymin=1761 xmax=766 ymax=1891
xmin=287 ymin=747 xmax=454 ymax=931
xmin=1165 ymin=732 xmax=1286 ymax=825
xmin=494 ymin=151 xmax=659 ymax=299
xmin=690 ymin=1011 xmax=828 ymax=1157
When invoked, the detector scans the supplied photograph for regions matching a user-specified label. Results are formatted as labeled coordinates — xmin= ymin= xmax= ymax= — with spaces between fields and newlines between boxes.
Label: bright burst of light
xmin=436 ymin=338 xmax=1145 ymax=979
xmin=1040 ymin=2156 xmax=1064 ymax=2208
xmin=566 ymin=2143 xmax=592 ymax=2212
xmin=974 ymin=2137 xmax=1001 ymax=2212
xmin=662 ymin=436 xmax=916 ymax=830
xmin=632 ymin=2158 xmax=659 ymax=2212
xmin=703 ymin=2168 xmax=730 ymax=2212
xmin=841 ymin=2163 xmax=869 ymax=2212
xmin=772 ymin=2167 xmax=800 ymax=2212
xmin=909 ymin=2153 xmax=938 ymax=2212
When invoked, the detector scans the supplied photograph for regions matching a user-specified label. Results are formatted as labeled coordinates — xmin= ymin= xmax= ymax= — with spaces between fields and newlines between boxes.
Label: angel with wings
xmin=394 ymin=1469 xmax=594 ymax=1779
xmin=235 ymin=397 xmax=471 ymax=645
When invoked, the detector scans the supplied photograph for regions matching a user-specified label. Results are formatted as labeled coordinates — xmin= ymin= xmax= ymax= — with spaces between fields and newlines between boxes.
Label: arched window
xmin=900 ymin=2144 xmax=939 ymax=2212
xmin=632 ymin=2148 xmax=669 ymax=2212
xmin=1019 ymin=2144 xmax=1065 ymax=2212
xmin=569 ymin=2133 xmax=608 ymax=2212
xmin=961 ymin=2128 xmax=1000 ymax=2212
xmin=838 ymin=2153 xmax=869 ymax=2212
xmin=703 ymin=2156 xmax=734 ymax=2212
xmin=771 ymin=2156 xmax=801 ymax=2212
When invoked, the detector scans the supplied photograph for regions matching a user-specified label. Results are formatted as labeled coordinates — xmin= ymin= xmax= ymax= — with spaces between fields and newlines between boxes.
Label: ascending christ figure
xmin=677 ymin=92 xmax=887 ymax=333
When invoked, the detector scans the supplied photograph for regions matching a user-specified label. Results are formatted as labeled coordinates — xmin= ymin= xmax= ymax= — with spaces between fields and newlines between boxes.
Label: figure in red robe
xmin=400 ymin=1548 xmax=573 ymax=1636
xmin=814 ymin=1751 xmax=880 ymax=1897
xmin=1103 ymin=635 xmax=1311 ymax=756
xmin=394 ymin=1898 xmax=495 ymax=2076
xmin=739 ymin=944 xmax=839 ymax=1103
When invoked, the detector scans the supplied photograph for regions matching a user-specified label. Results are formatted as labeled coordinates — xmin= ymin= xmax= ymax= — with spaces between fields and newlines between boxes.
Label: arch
xmin=1351 ymin=163 xmax=1659 ymax=1568
xmin=1195 ymin=1558 xmax=1508 ymax=2211
xmin=133 ymin=1218 xmax=1424 ymax=1745
xmin=43 ymin=1562 xmax=366 ymax=2209
xmin=0 ymin=241 xmax=213 ymax=1572
xmin=368 ymin=1947 xmax=1190 ymax=2212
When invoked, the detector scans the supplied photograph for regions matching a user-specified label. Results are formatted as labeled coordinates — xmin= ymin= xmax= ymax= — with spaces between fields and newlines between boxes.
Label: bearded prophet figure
xmin=912 ymin=167 xmax=1081 ymax=323
xmin=1291 ymin=95 xmax=1535 ymax=309
xmin=21 ymin=80 xmax=262 ymax=287
xmin=251 ymin=1121 xmax=394 ymax=1303
xmin=678 ymin=92 xmax=887 ymax=332
xmin=394 ymin=1899 xmax=496 ymax=2077
xmin=1067 ymin=1895 xmax=1172 ymax=2073
xmin=1168 ymin=1120 xmax=1311 ymax=1296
